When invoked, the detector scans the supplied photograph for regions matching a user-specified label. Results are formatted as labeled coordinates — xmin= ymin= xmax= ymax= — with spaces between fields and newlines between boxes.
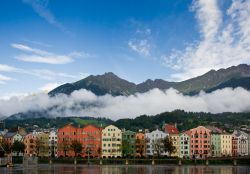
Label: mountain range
xmin=49 ymin=64 xmax=250 ymax=96
xmin=5 ymin=64 xmax=250 ymax=121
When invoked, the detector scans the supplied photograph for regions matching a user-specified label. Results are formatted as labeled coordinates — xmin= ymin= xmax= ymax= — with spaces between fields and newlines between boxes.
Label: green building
xmin=122 ymin=130 xmax=136 ymax=157
xmin=211 ymin=133 xmax=221 ymax=157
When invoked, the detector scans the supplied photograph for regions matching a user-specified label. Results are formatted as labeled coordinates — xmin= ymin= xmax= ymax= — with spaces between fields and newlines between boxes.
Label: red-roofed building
xmin=164 ymin=124 xmax=179 ymax=135
xmin=164 ymin=124 xmax=179 ymax=157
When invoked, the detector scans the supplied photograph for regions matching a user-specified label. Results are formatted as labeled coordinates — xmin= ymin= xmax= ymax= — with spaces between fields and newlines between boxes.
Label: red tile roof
xmin=164 ymin=124 xmax=179 ymax=134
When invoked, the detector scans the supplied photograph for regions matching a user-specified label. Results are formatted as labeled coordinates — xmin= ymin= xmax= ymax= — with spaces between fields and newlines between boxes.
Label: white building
xmin=179 ymin=131 xmax=190 ymax=158
xmin=145 ymin=129 xmax=168 ymax=157
xmin=248 ymin=134 xmax=250 ymax=156
xmin=12 ymin=133 xmax=23 ymax=143
xmin=49 ymin=130 xmax=58 ymax=157
xmin=232 ymin=130 xmax=248 ymax=156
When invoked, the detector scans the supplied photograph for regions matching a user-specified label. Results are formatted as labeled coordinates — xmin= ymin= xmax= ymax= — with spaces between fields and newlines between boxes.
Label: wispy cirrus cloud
xmin=23 ymin=39 xmax=52 ymax=48
xmin=11 ymin=43 xmax=91 ymax=64
xmin=0 ymin=64 xmax=84 ymax=81
xmin=162 ymin=0 xmax=250 ymax=81
xmin=22 ymin=0 xmax=70 ymax=34
xmin=31 ymin=69 xmax=80 ymax=80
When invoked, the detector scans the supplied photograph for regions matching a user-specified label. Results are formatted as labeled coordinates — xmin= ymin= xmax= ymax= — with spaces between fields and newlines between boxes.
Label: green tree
xmin=135 ymin=138 xmax=145 ymax=157
xmin=121 ymin=139 xmax=131 ymax=157
xmin=163 ymin=136 xmax=176 ymax=156
xmin=70 ymin=140 xmax=82 ymax=157
xmin=58 ymin=137 xmax=70 ymax=157
xmin=152 ymin=139 xmax=163 ymax=158
xmin=12 ymin=140 xmax=25 ymax=156
xmin=1 ymin=140 xmax=12 ymax=155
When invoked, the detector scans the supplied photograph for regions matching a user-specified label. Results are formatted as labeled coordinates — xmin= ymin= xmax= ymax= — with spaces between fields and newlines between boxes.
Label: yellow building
xmin=170 ymin=134 xmax=180 ymax=157
xmin=36 ymin=132 xmax=49 ymax=157
xmin=102 ymin=125 xmax=122 ymax=158
xmin=220 ymin=133 xmax=232 ymax=156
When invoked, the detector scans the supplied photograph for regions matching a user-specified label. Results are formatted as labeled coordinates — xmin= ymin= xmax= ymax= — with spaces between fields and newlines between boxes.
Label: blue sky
xmin=0 ymin=0 xmax=250 ymax=98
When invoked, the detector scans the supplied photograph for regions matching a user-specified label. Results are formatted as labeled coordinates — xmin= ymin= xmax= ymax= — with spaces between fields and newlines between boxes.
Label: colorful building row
xmin=0 ymin=124 xmax=249 ymax=159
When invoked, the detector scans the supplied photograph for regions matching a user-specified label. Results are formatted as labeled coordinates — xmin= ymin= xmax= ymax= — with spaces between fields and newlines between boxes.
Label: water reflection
xmin=0 ymin=165 xmax=249 ymax=174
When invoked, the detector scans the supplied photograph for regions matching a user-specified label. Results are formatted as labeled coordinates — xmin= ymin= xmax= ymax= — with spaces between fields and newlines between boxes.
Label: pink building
xmin=190 ymin=126 xmax=211 ymax=159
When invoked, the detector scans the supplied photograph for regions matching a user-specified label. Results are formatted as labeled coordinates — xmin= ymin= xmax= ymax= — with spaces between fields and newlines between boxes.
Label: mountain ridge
xmin=49 ymin=64 xmax=250 ymax=96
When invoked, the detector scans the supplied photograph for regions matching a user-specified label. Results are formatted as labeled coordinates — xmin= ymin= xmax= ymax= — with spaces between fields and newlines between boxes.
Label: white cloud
xmin=23 ymin=39 xmax=52 ymax=48
xmin=16 ymin=54 xmax=74 ymax=64
xmin=163 ymin=0 xmax=250 ymax=81
xmin=11 ymin=43 xmax=49 ymax=55
xmin=0 ymin=64 xmax=20 ymax=72
xmin=0 ymin=74 xmax=13 ymax=84
xmin=128 ymin=39 xmax=150 ymax=56
xmin=39 ymin=83 xmax=61 ymax=92
xmin=0 ymin=88 xmax=250 ymax=119
xmin=0 ymin=64 xmax=83 ymax=81
xmin=22 ymin=0 xmax=69 ymax=33
xmin=31 ymin=69 xmax=78 ymax=80
xmin=11 ymin=43 xmax=91 ymax=64
xmin=136 ymin=28 xmax=151 ymax=35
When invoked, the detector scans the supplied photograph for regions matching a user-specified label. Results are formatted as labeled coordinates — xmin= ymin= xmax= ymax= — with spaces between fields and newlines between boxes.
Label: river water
xmin=0 ymin=164 xmax=249 ymax=174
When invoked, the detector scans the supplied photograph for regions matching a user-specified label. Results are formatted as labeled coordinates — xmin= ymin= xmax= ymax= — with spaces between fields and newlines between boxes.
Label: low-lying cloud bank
xmin=0 ymin=88 xmax=250 ymax=120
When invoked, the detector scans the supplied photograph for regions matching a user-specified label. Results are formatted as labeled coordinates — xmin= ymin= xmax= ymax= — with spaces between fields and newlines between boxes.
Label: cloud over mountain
xmin=1 ymin=87 xmax=250 ymax=120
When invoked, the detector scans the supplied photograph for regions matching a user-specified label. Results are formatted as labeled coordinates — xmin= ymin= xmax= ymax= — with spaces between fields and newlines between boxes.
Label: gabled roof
xmin=180 ymin=130 xmax=191 ymax=136
xmin=233 ymin=130 xmax=248 ymax=137
xmin=164 ymin=124 xmax=179 ymax=134
xmin=4 ymin=132 xmax=16 ymax=138
xmin=205 ymin=126 xmax=222 ymax=133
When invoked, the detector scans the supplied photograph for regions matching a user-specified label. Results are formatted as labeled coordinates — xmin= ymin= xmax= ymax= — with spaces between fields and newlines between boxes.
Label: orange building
xmin=24 ymin=133 xmax=37 ymax=156
xmin=57 ymin=124 xmax=102 ymax=158
xmin=57 ymin=124 xmax=80 ymax=157
xmin=190 ymin=126 xmax=211 ymax=159
xmin=135 ymin=133 xmax=146 ymax=157
xmin=82 ymin=125 xmax=102 ymax=158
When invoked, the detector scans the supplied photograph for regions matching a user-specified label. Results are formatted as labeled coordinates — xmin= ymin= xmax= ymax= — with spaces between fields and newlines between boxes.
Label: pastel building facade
xmin=145 ymin=129 xmax=168 ymax=156
xmin=164 ymin=124 xmax=180 ymax=157
xmin=220 ymin=133 xmax=232 ymax=156
xmin=122 ymin=130 xmax=136 ymax=157
xmin=135 ymin=132 xmax=146 ymax=157
xmin=190 ymin=126 xmax=211 ymax=159
xmin=248 ymin=134 xmax=250 ymax=155
xmin=82 ymin=125 xmax=102 ymax=158
xmin=179 ymin=131 xmax=190 ymax=158
xmin=211 ymin=133 xmax=221 ymax=157
xmin=3 ymin=132 xmax=16 ymax=145
xmin=57 ymin=124 xmax=102 ymax=157
xmin=37 ymin=132 xmax=49 ymax=157
xmin=232 ymin=130 xmax=248 ymax=156
xmin=57 ymin=124 xmax=82 ymax=157
xmin=49 ymin=130 xmax=58 ymax=157
xmin=12 ymin=133 xmax=23 ymax=143
xmin=102 ymin=125 xmax=122 ymax=158
xmin=24 ymin=133 xmax=37 ymax=157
